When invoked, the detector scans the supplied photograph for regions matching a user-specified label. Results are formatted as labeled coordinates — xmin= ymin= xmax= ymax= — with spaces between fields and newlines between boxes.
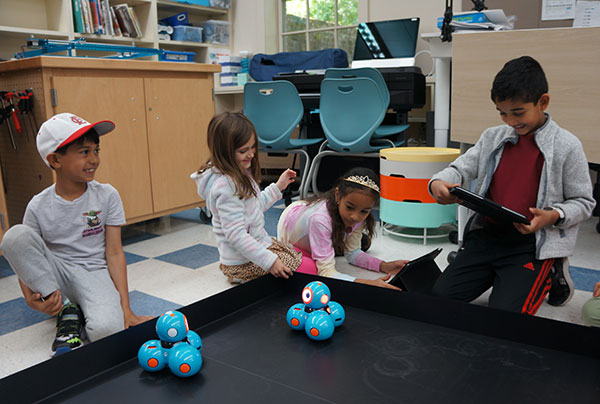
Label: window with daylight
xmin=281 ymin=0 xmax=358 ymax=63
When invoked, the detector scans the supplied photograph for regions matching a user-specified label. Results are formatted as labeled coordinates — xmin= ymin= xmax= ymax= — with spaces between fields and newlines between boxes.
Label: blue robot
xmin=138 ymin=310 xmax=203 ymax=378
xmin=286 ymin=281 xmax=345 ymax=341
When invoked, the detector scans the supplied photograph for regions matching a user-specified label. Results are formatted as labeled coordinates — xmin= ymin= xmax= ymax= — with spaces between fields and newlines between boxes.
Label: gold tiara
xmin=344 ymin=175 xmax=380 ymax=193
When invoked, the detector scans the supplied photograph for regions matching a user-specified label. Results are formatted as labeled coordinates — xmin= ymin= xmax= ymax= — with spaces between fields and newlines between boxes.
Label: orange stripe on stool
xmin=380 ymin=175 xmax=436 ymax=203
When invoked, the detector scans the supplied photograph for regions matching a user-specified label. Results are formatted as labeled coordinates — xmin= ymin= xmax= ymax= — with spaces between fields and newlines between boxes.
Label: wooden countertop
xmin=0 ymin=56 xmax=221 ymax=73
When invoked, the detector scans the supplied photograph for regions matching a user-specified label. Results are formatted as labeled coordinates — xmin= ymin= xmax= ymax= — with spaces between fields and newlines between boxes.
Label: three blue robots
xmin=137 ymin=310 xmax=203 ymax=377
xmin=286 ymin=281 xmax=345 ymax=340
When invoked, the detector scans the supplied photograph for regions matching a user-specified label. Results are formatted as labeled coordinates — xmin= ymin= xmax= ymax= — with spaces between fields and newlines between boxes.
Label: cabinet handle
xmin=0 ymin=213 xmax=5 ymax=231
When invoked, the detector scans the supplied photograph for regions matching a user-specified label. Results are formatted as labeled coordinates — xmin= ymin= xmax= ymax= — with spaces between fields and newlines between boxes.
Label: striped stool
xmin=380 ymin=147 xmax=460 ymax=245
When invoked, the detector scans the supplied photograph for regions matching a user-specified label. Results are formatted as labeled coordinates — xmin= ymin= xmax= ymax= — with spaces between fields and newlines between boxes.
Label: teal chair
xmin=302 ymin=77 xmax=403 ymax=197
xmin=244 ymin=81 xmax=323 ymax=200
xmin=324 ymin=67 xmax=410 ymax=140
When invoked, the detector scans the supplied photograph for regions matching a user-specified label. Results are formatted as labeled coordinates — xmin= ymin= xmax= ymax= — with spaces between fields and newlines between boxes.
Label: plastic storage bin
xmin=172 ymin=26 xmax=203 ymax=42
xmin=160 ymin=50 xmax=196 ymax=62
xmin=159 ymin=12 xmax=189 ymax=27
xmin=210 ymin=0 xmax=231 ymax=8
xmin=202 ymin=20 xmax=230 ymax=44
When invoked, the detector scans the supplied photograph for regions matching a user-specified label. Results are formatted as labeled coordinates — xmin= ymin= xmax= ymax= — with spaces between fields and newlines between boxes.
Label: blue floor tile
xmin=571 ymin=266 xmax=600 ymax=293
xmin=129 ymin=290 xmax=181 ymax=317
xmin=125 ymin=251 xmax=148 ymax=265
xmin=170 ymin=208 xmax=206 ymax=224
xmin=0 ymin=298 xmax=52 ymax=336
xmin=264 ymin=206 xmax=284 ymax=237
xmin=0 ymin=256 xmax=14 ymax=279
xmin=154 ymin=243 xmax=220 ymax=269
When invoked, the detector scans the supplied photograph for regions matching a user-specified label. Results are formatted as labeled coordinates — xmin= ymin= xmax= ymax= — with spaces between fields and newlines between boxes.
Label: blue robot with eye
xmin=137 ymin=310 xmax=203 ymax=377
xmin=286 ymin=281 xmax=345 ymax=341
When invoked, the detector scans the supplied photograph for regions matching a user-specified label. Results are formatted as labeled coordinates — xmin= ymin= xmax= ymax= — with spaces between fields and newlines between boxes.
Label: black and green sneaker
xmin=52 ymin=303 xmax=85 ymax=356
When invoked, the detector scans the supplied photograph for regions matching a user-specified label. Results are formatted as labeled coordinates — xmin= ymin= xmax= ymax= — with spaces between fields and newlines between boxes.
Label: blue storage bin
xmin=172 ymin=25 xmax=203 ymax=42
xmin=159 ymin=12 xmax=189 ymax=27
xmin=160 ymin=50 xmax=196 ymax=62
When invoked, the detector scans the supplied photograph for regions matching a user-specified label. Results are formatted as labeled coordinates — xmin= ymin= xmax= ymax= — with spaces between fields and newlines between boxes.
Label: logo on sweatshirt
xmin=82 ymin=210 xmax=103 ymax=237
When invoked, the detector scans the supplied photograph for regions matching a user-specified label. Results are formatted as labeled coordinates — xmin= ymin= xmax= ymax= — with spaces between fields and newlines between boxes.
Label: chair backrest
xmin=324 ymin=67 xmax=389 ymax=107
xmin=243 ymin=81 xmax=303 ymax=150
xmin=319 ymin=77 xmax=386 ymax=153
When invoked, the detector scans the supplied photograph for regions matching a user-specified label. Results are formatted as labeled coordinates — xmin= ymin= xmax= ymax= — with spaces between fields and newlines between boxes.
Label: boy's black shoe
xmin=547 ymin=258 xmax=574 ymax=306
xmin=52 ymin=303 xmax=85 ymax=355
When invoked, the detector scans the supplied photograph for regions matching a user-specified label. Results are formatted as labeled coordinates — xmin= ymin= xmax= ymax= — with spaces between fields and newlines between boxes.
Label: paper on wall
xmin=573 ymin=0 xmax=600 ymax=27
xmin=542 ymin=0 xmax=576 ymax=20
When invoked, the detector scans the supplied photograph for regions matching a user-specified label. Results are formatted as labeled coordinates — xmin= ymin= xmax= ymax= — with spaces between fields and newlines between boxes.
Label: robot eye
xmin=302 ymin=287 xmax=313 ymax=304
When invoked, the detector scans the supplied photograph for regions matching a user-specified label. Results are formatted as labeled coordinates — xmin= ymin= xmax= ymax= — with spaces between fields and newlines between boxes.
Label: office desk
xmin=2 ymin=273 xmax=599 ymax=403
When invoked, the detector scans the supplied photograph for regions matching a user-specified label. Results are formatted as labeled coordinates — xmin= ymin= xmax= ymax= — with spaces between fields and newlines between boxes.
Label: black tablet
xmin=389 ymin=248 xmax=443 ymax=293
xmin=449 ymin=186 xmax=530 ymax=225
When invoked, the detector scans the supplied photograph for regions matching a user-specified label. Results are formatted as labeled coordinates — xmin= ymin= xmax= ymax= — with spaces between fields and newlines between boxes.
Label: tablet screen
xmin=450 ymin=187 xmax=530 ymax=225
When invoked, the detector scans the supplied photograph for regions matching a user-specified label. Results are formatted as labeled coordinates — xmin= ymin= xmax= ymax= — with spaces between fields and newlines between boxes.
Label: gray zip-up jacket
xmin=429 ymin=115 xmax=595 ymax=260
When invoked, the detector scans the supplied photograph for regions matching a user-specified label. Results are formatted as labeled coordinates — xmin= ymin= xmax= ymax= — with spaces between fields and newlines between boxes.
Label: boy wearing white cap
xmin=0 ymin=113 xmax=150 ymax=355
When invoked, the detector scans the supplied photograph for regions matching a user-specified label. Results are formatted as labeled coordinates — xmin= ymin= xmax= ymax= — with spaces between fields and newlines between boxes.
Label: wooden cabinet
xmin=0 ymin=0 xmax=231 ymax=63
xmin=0 ymin=56 xmax=219 ymax=225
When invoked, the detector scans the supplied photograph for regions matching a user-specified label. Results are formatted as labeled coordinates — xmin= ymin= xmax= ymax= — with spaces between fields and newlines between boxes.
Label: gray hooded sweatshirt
xmin=429 ymin=115 xmax=595 ymax=260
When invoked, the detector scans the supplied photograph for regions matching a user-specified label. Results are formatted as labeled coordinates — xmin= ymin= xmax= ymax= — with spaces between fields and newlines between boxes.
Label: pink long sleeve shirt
xmin=277 ymin=200 xmax=382 ymax=281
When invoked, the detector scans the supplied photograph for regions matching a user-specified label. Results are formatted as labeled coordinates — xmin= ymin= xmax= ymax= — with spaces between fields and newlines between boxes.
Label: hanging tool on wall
xmin=0 ymin=94 xmax=17 ymax=150
xmin=17 ymin=91 xmax=35 ymax=141
xmin=26 ymin=89 xmax=38 ymax=131
xmin=1 ymin=91 xmax=22 ymax=134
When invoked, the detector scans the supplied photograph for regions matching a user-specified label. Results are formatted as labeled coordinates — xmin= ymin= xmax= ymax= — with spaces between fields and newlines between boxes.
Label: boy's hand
xmin=379 ymin=259 xmax=409 ymax=276
xmin=593 ymin=282 xmax=600 ymax=298
xmin=276 ymin=169 xmax=297 ymax=192
xmin=269 ymin=258 xmax=294 ymax=279
xmin=430 ymin=180 xmax=461 ymax=205
xmin=514 ymin=207 xmax=560 ymax=234
xmin=355 ymin=274 xmax=402 ymax=290
xmin=26 ymin=290 xmax=63 ymax=316
xmin=123 ymin=307 xmax=152 ymax=329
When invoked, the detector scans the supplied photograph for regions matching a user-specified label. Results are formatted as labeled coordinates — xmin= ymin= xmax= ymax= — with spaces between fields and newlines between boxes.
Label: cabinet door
xmin=144 ymin=76 xmax=213 ymax=213
xmin=51 ymin=76 xmax=154 ymax=220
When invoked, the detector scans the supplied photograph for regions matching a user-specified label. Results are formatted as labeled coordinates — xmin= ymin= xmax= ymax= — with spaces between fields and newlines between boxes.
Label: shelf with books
xmin=0 ymin=0 xmax=232 ymax=63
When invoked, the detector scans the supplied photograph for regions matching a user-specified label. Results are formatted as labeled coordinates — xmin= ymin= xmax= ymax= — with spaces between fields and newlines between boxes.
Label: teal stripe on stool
xmin=380 ymin=198 xmax=457 ymax=228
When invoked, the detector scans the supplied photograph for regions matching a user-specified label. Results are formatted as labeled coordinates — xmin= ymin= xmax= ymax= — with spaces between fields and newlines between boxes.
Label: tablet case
xmin=390 ymin=248 xmax=443 ymax=293
xmin=449 ymin=187 xmax=530 ymax=225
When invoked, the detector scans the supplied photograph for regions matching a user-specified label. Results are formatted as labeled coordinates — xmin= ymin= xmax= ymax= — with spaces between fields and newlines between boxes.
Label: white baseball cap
xmin=37 ymin=113 xmax=115 ymax=167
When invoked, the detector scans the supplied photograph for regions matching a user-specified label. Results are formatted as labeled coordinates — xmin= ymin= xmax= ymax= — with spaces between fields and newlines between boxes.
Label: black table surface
xmin=3 ymin=273 xmax=600 ymax=404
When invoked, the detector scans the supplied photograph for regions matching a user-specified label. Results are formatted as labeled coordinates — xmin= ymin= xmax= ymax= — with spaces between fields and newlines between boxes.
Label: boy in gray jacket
xmin=429 ymin=56 xmax=595 ymax=315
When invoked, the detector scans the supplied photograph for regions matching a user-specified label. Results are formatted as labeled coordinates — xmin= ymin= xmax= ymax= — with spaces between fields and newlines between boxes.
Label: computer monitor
xmin=351 ymin=17 xmax=420 ymax=68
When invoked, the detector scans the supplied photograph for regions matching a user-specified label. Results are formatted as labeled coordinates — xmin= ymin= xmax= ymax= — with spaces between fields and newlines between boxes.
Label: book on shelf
xmin=72 ymin=1 xmax=147 ymax=38
xmin=114 ymin=4 xmax=138 ymax=38
xmin=110 ymin=7 xmax=123 ymax=36
xmin=89 ymin=0 xmax=103 ymax=34
xmin=72 ymin=0 xmax=84 ymax=33
xmin=127 ymin=6 xmax=143 ymax=38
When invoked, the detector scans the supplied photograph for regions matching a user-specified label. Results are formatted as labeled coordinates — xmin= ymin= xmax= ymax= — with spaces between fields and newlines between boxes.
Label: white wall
xmin=231 ymin=0 xmax=463 ymax=73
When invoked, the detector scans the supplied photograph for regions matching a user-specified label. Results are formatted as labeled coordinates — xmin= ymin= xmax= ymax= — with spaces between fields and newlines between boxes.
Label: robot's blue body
xmin=286 ymin=281 xmax=345 ymax=341
xmin=138 ymin=311 xmax=203 ymax=378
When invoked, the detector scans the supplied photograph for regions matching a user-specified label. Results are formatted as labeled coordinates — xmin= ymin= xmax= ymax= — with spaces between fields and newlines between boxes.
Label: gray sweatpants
xmin=1 ymin=225 xmax=124 ymax=342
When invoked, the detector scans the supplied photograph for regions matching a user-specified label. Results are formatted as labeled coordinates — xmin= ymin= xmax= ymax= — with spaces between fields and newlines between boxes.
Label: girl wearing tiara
xmin=277 ymin=167 xmax=406 ymax=289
